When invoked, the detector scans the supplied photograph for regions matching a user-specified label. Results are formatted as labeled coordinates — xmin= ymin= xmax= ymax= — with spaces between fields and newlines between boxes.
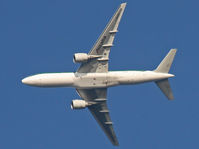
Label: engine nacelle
xmin=71 ymin=99 xmax=89 ymax=109
xmin=73 ymin=53 xmax=102 ymax=63
xmin=73 ymin=53 xmax=89 ymax=63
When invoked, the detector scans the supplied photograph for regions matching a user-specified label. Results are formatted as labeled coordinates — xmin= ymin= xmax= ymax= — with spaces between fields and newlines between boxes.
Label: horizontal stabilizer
xmin=155 ymin=49 xmax=177 ymax=73
xmin=155 ymin=79 xmax=174 ymax=100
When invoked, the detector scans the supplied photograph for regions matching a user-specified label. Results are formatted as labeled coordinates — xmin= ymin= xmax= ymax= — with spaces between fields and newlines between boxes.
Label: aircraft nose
xmin=22 ymin=77 xmax=32 ymax=85
xmin=22 ymin=76 xmax=40 ymax=86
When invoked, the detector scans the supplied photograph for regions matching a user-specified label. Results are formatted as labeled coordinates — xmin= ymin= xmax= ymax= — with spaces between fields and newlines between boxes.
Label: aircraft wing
xmin=77 ymin=3 xmax=126 ymax=73
xmin=76 ymin=88 xmax=119 ymax=146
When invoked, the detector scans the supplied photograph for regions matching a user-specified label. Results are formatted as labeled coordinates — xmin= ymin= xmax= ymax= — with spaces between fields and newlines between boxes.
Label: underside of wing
xmin=77 ymin=3 xmax=126 ymax=73
xmin=76 ymin=88 xmax=119 ymax=146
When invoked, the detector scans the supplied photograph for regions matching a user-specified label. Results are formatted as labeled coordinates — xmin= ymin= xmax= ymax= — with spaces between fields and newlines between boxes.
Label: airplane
xmin=22 ymin=3 xmax=177 ymax=146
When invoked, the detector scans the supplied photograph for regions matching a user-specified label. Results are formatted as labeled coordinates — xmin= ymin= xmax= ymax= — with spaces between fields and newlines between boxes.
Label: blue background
xmin=0 ymin=0 xmax=198 ymax=148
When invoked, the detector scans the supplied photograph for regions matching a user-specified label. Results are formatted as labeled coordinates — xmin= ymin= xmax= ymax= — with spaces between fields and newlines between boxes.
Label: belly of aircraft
xmin=74 ymin=73 xmax=116 ymax=88
xmin=22 ymin=71 xmax=173 ymax=88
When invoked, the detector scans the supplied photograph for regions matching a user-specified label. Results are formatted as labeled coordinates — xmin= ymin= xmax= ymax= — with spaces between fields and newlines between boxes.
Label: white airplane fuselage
xmin=22 ymin=71 xmax=174 ymax=88
xmin=20 ymin=2 xmax=177 ymax=146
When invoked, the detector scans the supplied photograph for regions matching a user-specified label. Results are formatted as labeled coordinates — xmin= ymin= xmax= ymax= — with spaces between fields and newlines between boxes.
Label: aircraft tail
xmin=155 ymin=79 xmax=174 ymax=100
xmin=154 ymin=49 xmax=177 ymax=73
xmin=154 ymin=49 xmax=177 ymax=100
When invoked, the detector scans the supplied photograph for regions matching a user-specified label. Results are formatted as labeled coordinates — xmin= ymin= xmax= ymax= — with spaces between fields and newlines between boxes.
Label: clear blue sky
xmin=0 ymin=0 xmax=198 ymax=148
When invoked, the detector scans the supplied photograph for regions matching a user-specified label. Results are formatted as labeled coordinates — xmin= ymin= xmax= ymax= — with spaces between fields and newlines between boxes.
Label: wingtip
xmin=170 ymin=48 xmax=177 ymax=52
xmin=114 ymin=142 xmax=119 ymax=146
xmin=120 ymin=2 xmax=127 ymax=8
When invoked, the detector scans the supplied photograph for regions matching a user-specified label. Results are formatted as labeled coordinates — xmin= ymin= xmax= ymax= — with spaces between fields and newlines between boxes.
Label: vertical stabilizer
xmin=155 ymin=49 xmax=177 ymax=73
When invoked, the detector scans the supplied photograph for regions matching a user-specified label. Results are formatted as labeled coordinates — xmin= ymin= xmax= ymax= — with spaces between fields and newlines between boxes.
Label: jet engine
xmin=73 ymin=53 xmax=89 ymax=63
xmin=71 ymin=99 xmax=89 ymax=109
xmin=73 ymin=53 xmax=101 ymax=63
